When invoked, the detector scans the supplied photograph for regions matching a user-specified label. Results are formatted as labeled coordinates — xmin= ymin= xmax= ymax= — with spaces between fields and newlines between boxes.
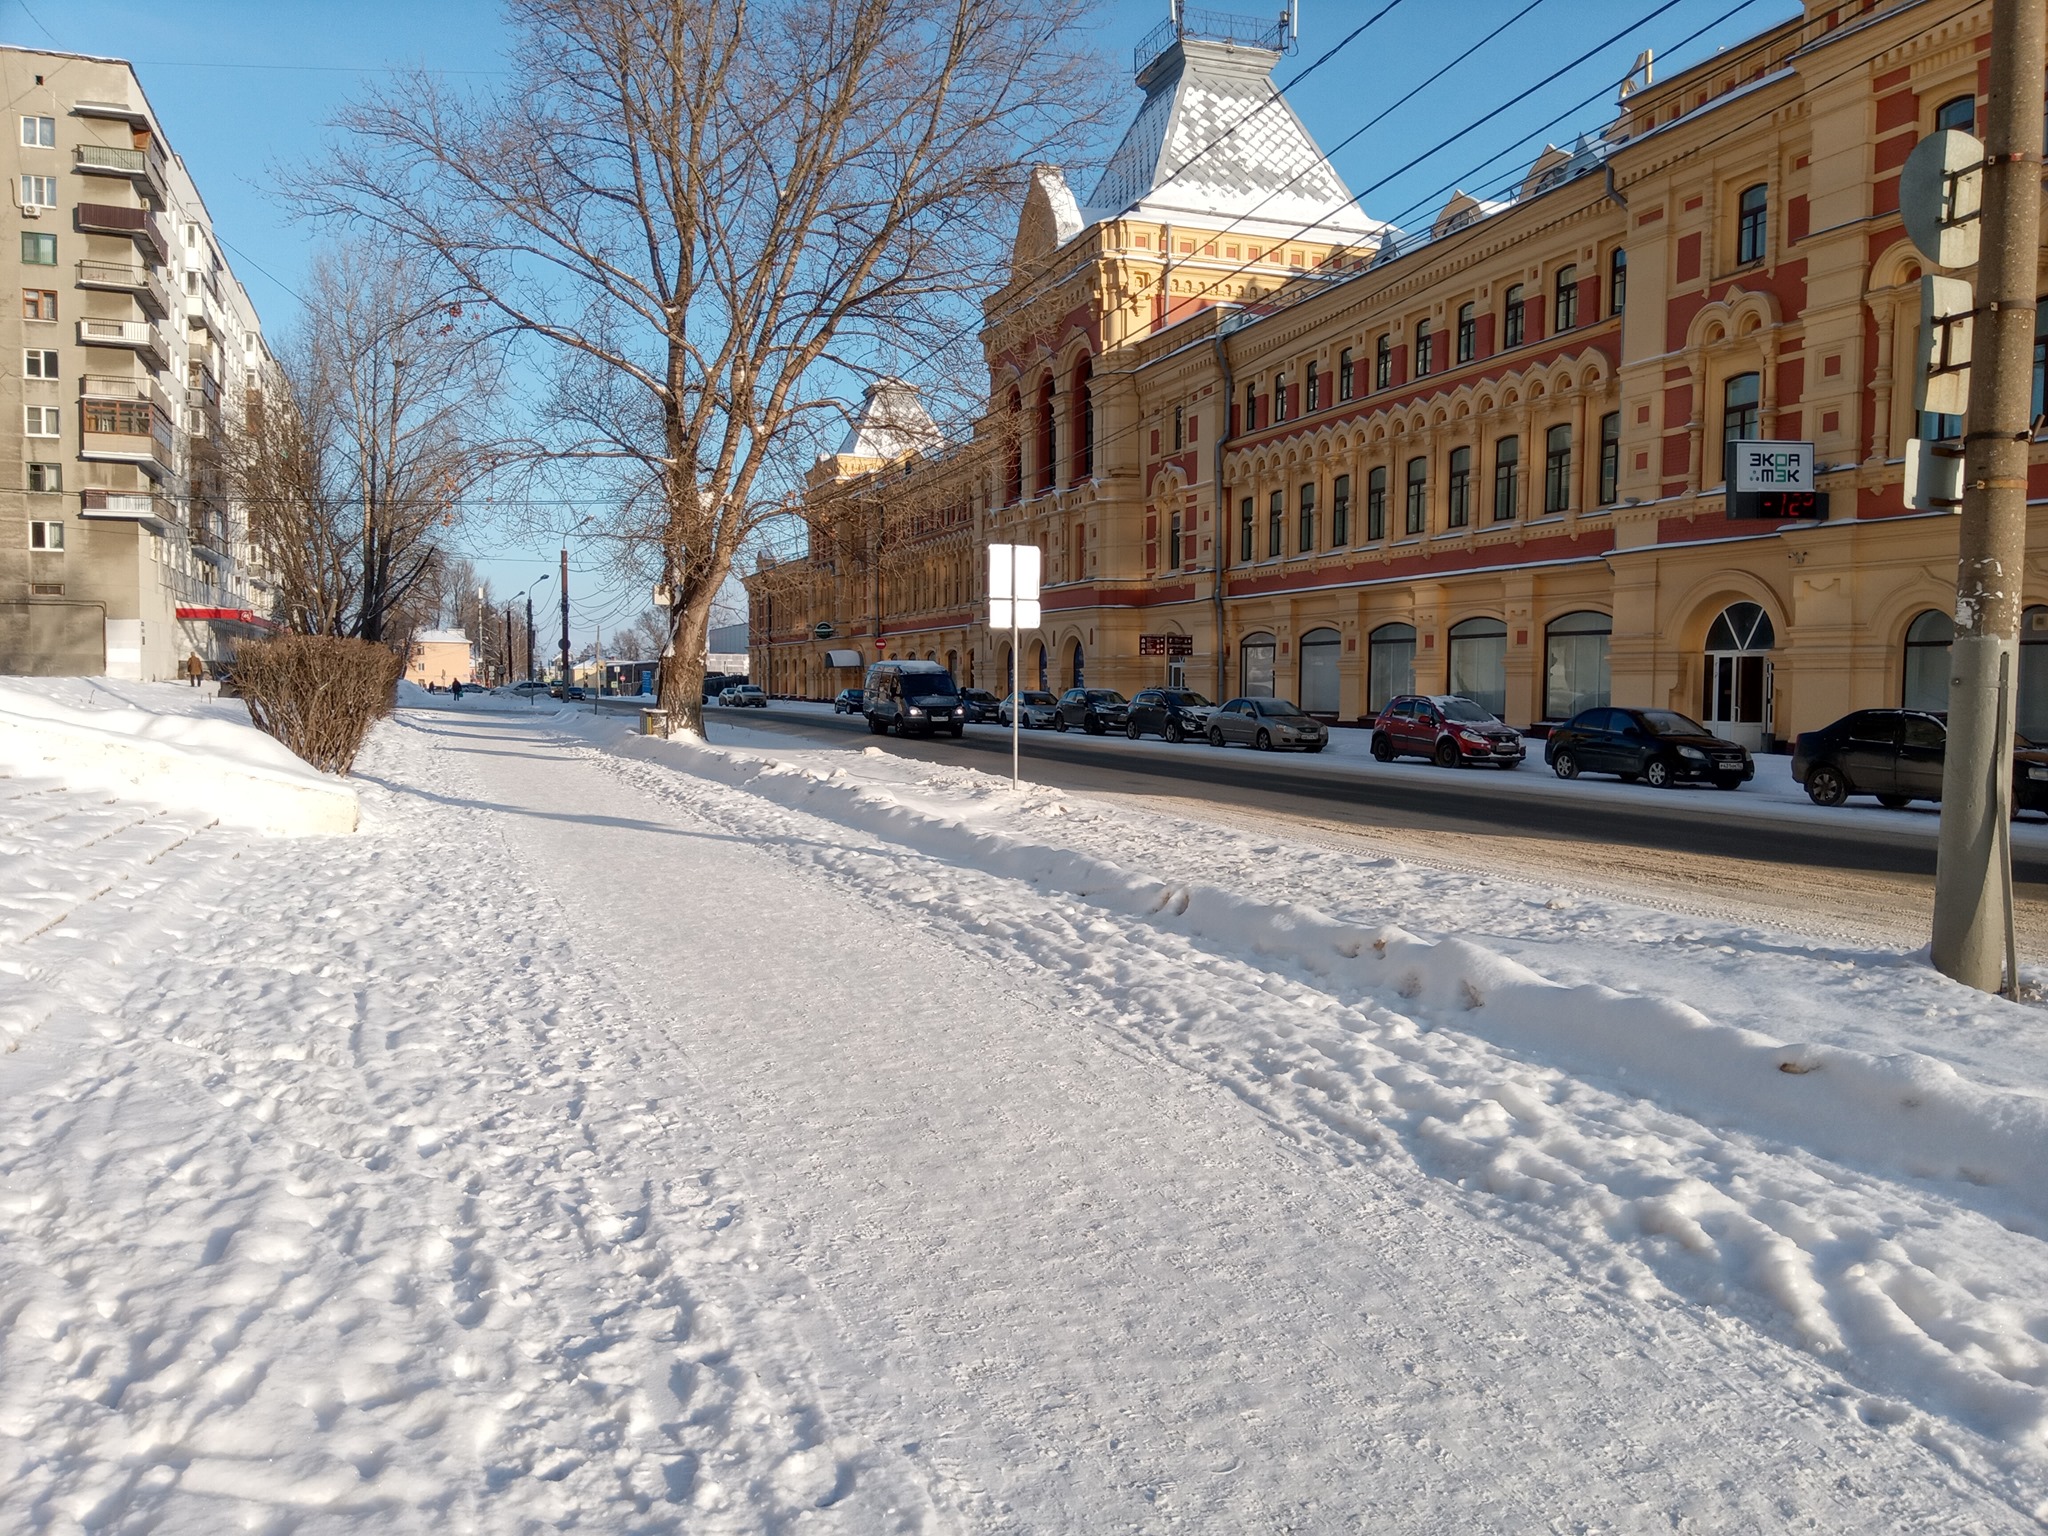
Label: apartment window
xmin=29 ymin=520 xmax=63 ymax=551
xmin=1273 ymin=373 xmax=1288 ymax=423
xmin=1493 ymin=436 xmax=1520 ymax=520
xmin=1447 ymin=446 xmax=1472 ymax=527
xmin=27 ymin=462 xmax=61 ymax=492
xmin=1544 ymin=423 xmax=1573 ymax=513
xmin=1268 ymin=490 xmax=1284 ymax=558
xmin=23 ymin=288 xmax=55 ymax=320
xmin=1306 ymin=361 xmax=1321 ymax=413
xmin=1503 ymin=285 xmax=1525 ymax=347
xmin=1243 ymin=381 xmax=1256 ymax=431
xmin=1554 ymin=269 xmax=1580 ymax=333
xmin=25 ymin=348 xmax=58 ymax=379
xmin=1723 ymin=371 xmax=1760 ymax=451
xmin=20 ymin=115 xmax=55 ymax=148
xmin=1737 ymin=183 xmax=1768 ymax=265
xmin=1414 ymin=320 xmax=1434 ymax=376
xmin=1609 ymin=247 xmax=1627 ymax=316
xmin=1298 ymin=482 xmax=1316 ymax=553
xmin=24 ymin=404 xmax=57 ymax=436
xmin=1456 ymin=303 xmax=1476 ymax=364
xmin=1331 ymin=473 xmax=1351 ymax=545
xmin=21 ymin=233 xmax=55 ymax=267
xmin=1240 ymin=496 xmax=1255 ymax=561
xmin=1338 ymin=347 xmax=1354 ymax=401
xmin=1366 ymin=466 xmax=1388 ymax=540
xmin=1404 ymin=456 xmax=1427 ymax=535
xmin=1936 ymin=94 xmax=1976 ymax=132
xmin=1375 ymin=334 xmax=1392 ymax=390
xmin=1598 ymin=411 xmax=1621 ymax=504
xmin=1168 ymin=511 xmax=1182 ymax=568
xmin=1172 ymin=404 xmax=1184 ymax=451
xmin=19 ymin=175 xmax=57 ymax=210
xmin=84 ymin=399 xmax=153 ymax=435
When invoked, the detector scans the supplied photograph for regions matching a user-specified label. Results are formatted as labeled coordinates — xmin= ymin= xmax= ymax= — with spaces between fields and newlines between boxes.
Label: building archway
xmin=1702 ymin=601 xmax=1775 ymax=750
xmin=1367 ymin=622 xmax=1416 ymax=711
xmin=1240 ymin=631 xmax=1277 ymax=697
xmin=1298 ymin=627 xmax=1341 ymax=714
xmin=1447 ymin=616 xmax=1507 ymax=718
xmin=1902 ymin=609 xmax=1951 ymax=713
xmin=1069 ymin=638 xmax=1085 ymax=689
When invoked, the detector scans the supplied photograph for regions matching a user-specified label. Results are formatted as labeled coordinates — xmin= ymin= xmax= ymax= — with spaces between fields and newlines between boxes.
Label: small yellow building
xmin=406 ymin=628 xmax=475 ymax=688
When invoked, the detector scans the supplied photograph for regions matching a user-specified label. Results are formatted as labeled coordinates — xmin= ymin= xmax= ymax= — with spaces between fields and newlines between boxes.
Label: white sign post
xmin=988 ymin=543 xmax=1042 ymax=791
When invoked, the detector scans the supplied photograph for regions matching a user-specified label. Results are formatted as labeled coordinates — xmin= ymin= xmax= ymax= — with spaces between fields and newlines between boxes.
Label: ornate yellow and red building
xmin=750 ymin=0 xmax=2048 ymax=751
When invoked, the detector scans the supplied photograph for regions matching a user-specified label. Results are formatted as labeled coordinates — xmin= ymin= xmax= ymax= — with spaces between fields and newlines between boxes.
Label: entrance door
xmin=1702 ymin=602 xmax=1775 ymax=750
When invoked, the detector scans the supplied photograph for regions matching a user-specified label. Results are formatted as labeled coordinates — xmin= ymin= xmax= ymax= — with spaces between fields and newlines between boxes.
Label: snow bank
xmin=0 ymin=683 xmax=358 ymax=836
xmin=617 ymin=731 xmax=2048 ymax=1228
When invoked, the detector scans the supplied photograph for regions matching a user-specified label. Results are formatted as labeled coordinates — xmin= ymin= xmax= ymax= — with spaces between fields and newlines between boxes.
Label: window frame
xmin=1298 ymin=481 xmax=1316 ymax=554
xmin=29 ymin=519 xmax=63 ymax=551
xmin=1268 ymin=489 xmax=1284 ymax=559
xmin=1375 ymin=334 xmax=1392 ymax=390
xmin=18 ymin=174 xmax=57 ymax=209
xmin=1736 ymin=183 xmax=1768 ymax=266
xmin=20 ymin=233 xmax=55 ymax=267
xmin=1306 ymin=360 xmax=1321 ymax=413
xmin=1366 ymin=466 xmax=1388 ymax=541
xmin=1608 ymin=247 xmax=1627 ymax=316
xmin=24 ymin=404 xmax=58 ymax=437
xmin=1447 ymin=446 xmax=1472 ymax=527
xmin=1414 ymin=320 xmax=1433 ymax=377
xmin=27 ymin=461 xmax=61 ymax=493
xmin=20 ymin=115 xmax=55 ymax=148
xmin=1543 ymin=423 xmax=1573 ymax=514
xmin=1493 ymin=436 xmax=1520 ymax=521
xmin=24 ymin=348 xmax=58 ymax=379
xmin=1597 ymin=411 xmax=1621 ymax=505
xmin=1239 ymin=496 xmax=1255 ymax=562
xmin=1338 ymin=347 xmax=1354 ymax=401
xmin=1331 ymin=472 xmax=1351 ymax=546
xmin=1455 ymin=302 xmax=1476 ymax=364
xmin=1553 ymin=265 xmax=1578 ymax=332
xmin=1723 ymin=371 xmax=1761 ymax=451
xmin=1404 ymin=456 xmax=1428 ymax=535
xmin=1503 ymin=285 xmax=1525 ymax=348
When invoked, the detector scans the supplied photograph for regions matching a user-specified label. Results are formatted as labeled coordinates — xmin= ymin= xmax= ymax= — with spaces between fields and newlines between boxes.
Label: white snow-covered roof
xmin=833 ymin=379 xmax=941 ymax=461
xmin=1083 ymin=38 xmax=1385 ymax=244
xmin=413 ymin=629 xmax=473 ymax=646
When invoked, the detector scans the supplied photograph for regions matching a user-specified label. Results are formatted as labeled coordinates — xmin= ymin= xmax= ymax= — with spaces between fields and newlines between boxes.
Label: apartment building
xmin=750 ymin=0 xmax=2048 ymax=752
xmin=3 ymin=45 xmax=278 ymax=680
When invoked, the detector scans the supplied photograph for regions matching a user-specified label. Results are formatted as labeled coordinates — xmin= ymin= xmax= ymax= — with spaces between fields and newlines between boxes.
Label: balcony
xmin=82 ymin=373 xmax=176 ymax=418
xmin=74 ymin=202 xmax=170 ymax=265
xmin=77 ymin=316 xmax=167 ymax=368
xmin=73 ymin=141 xmax=168 ymax=203
xmin=185 ymin=286 xmax=229 ymax=338
xmin=76 ymin=258 xmax=170 ymax=318
xmin=81 ymin=399 xmax=175 ymax=482
xmin=80 ymin=488 xmax=172 ymax=530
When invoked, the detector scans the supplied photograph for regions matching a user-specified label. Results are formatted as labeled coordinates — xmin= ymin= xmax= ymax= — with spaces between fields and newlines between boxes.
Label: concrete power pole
xmin=1932 ymin=0 xmax=2045 ymax=992
xmin=559 ymin=544 xmax=571 ymax=688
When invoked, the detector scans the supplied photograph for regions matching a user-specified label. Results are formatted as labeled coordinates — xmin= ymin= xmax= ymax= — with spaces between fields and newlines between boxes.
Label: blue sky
xmin=17 ymin=0 xmax=1796 ymax=639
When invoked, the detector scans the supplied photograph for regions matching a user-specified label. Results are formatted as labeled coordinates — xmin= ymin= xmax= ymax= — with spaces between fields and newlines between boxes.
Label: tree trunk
xmin=659 ymin=592 xmax=713 ymax=734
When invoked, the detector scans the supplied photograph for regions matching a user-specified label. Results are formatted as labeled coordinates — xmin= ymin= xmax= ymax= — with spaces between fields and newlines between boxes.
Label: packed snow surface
xmin=1 ymin=682 xmax=2046 ymax=1531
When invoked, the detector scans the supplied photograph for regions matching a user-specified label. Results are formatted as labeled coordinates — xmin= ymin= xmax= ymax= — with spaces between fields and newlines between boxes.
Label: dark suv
xmin=1792 ymin=708 xmax=2048 ymax=812
xmin=1124 ymin=688 xmax=1215 ymax=743
xmin=1370 ymin=694 xmax=1524 ymax=768
xmin=1054 ymin=688 xmax=1130 ymax=734
xmin=862 ymin=659 xmax=966 ymax=737
xmin=1544 ymin=706 xmax=1753 ymax=789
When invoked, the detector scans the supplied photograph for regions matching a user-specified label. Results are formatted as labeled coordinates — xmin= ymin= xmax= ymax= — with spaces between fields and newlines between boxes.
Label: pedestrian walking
xmin=185 ymin=653 xmax=205 ymax=688
xmin=451 ymin=678 xmax=463 ymax=701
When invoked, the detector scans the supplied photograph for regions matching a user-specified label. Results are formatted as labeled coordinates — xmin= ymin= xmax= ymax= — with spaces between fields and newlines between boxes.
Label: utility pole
xmin=559 ymin=544 xmax=571 ymax=687
xmin=1932 ymin=0 xmax=2044 ymax=993
xmin=525 ymin=592 xmax=536 ymax=681
xmin=504 ymin=604 xmax=513 ymax=688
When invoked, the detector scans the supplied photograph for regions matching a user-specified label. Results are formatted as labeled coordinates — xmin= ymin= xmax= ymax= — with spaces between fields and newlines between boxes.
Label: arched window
xmin=1447 ymin=616 xmax=1507 ymax=718
xmin=1069 ymin=356 xmax=1094 ymax=484
xmin=1034 ymin=376 xmax=1056 ymax=493
xmin=1503 ymin=284 xmax=1525 ymax=348
xmin=1703 ymin=602 xmax=1775 ymax=747
xmin=1903 ymin=609 xmax=1952 ymax=713
xmin=1723 ymin=372 xmax=1760 ymax=456
xmin=1240 ymin=631 xmax=1277 ymax=696
xmin=1367 ymin=622 xmax=1416 ymax=711
xmin=1553 ymin=265 xmax=1579 ymax=331
xmin=1299 ymin=627 xmax=1341 ymax=715
xmin=1004 ymin=387 xmax=1023 ymax=503
xmin=1070 ymin=641 xmax=1085 ymax=688
xmin=1936 ymin=94 xmax=1975 ymax=133
xmin=1544 ymin=611 xmax=1611 ymax=719
xmin=1737 ymin=183 xmax=1768 ymax=265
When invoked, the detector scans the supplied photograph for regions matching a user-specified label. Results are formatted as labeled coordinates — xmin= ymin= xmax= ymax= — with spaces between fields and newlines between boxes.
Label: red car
xmin=1370 ymin=694 xmax=1526 ymax=768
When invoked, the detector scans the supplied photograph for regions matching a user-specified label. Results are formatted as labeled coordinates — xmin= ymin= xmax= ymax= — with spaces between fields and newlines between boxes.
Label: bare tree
xmin=232 ymin=246 xmax=499 ymax=644
xmin=295 ymin=0 xmax=1107 ymax=731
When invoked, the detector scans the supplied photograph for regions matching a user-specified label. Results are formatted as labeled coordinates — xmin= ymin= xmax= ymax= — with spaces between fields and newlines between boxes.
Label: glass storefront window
xmin=1368 ymin=622 xmax=1416 ymax=712
xmin=1544 ymin=610 xmax=1612 ymax=719
xmin=1447 ymin=617 xmax=1507 ymax=718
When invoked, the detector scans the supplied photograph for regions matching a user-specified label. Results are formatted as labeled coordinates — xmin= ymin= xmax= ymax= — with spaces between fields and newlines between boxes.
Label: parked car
xmin=1370 ymin=694 xmax=1525 ymax=768
xmin=998 ymin=690 xmax=1059 ymax=729
xmin=1125 ymin=688 xmax=1216 ymax=743
xmin=863 ymin=659 xmax=966 ymax=737
xmin=1791 ymin=708 xmax=2048 ymax=812
xmin=1207 ymin=696 xmax=1328 ymax=752
xmin=833 ymin=687 xmax=865 ymax=714
xmin=1544 ymin=706 xmax=1754 ymax=788
xmin=721 ymin=684 xmax=767 ymax=707
xmin=1054 ymin=688 xmax=1131 ymax=734
xmin=961 ymin=688 xmax=1003 ymax=723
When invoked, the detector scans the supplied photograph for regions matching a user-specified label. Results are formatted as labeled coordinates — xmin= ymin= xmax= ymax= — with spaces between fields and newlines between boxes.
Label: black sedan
xmin=961 ymin=688 xmax=1003 ymax=723
xmin=1544 ymin=706 xmax=1753 ymax=789
xmin=1792 ymin=708 xmax=2048 ymax=812
xmin=1054 ymin=688 xmax=1131 ymax=734
xmin=833 ymin=688 xmax=864 ymax=714
xmin=1125 ymin=688 xmax=1216 ymax=743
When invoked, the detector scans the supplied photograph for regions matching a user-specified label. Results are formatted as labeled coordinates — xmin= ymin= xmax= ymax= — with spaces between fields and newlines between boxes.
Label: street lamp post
xmin=522 ymin=574 xmax=552 ymax=704
xmin=560 ymin=515 xmax=592 ymax=691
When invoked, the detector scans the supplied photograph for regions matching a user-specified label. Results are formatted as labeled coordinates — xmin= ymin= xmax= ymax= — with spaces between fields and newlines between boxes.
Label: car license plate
xmin=2029 ymin=766 xmax=2048 ymax=781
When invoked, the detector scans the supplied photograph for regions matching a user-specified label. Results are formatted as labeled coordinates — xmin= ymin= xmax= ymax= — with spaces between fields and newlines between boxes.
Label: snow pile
xmin=0 ymin=681 xmax=358 ymax=835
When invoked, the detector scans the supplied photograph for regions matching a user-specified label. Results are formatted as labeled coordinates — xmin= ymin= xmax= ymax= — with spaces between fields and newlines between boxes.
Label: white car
xmin=998 ymin=690 xmax=1059 ymax=728
xmin=720 ymin=685 xmax=767 ymax=708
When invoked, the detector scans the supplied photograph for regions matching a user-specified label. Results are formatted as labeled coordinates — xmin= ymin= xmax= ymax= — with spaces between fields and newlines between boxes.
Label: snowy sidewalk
xmin=0 ymin=696 xmax=2041 ymax=1531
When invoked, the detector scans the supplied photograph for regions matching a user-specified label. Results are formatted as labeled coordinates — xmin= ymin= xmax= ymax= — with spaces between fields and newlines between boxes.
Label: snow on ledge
xmin=0 ymin=683 xmax=359 ymax=836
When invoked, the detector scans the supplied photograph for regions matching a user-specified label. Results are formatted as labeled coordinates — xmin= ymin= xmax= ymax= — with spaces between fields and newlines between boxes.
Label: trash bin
xmin=640 ymin=708 xmax=670 ymax=737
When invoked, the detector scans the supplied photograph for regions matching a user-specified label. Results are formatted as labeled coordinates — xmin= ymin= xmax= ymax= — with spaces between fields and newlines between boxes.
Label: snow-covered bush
xmin=230 ymin=634 xmax=401 ymax=776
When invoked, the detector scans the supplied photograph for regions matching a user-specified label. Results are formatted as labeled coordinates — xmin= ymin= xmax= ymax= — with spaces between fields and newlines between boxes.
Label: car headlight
xmin=1456 ymin=730 xmax=1487 ymax=746
xmin=907 ymin=705 xmax=924 ymax=715
xmin=1678 ymin=745 xmax=1707 ymax=761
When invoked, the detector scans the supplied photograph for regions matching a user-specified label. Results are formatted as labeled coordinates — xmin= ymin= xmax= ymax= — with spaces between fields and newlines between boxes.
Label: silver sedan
xmin=998 ymin=690 xmax=1059 ymax=728
xmin=1207 ymin=697 xmax=1328 ymax=752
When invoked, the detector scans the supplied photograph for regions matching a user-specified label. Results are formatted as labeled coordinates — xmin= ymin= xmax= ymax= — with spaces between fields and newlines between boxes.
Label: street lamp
xmin=560 ymin=514 xmax=592 ymax=692
xmin=522 ymin=574 xmax=552 ymax=703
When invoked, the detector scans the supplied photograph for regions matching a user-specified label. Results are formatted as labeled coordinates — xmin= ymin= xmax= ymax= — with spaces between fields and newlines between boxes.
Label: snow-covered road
xmin=3 ymin=689 xmax=2045 ymax=1530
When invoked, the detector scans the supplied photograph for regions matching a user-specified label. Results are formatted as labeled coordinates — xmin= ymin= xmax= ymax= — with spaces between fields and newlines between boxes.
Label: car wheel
xmin=1553 ymin=748 xmax=1580 ymax=780
xmin=1255 ymin=729 xmax=1273 ymax=751
xmin=1644 ymin=757 xmax=1675 ymax=790
xmin=1805 ymin=765 xmax=1848 ymax=807
xmin=1370 ymin=732 xmax=1394 ymax=762
xmin=1086 ymin=718 xmax=1105 ymax=736
xmin=1055 ymin=714 xmax=1068 ymax=732
xmin=1714 ymin=776 xmax=1744 ymax=791
xmin=1876 ymin=792 xmax=1913 ymax=810
xmin=866 ymin=715 xmax=886 ymax=735
xmin=1125 ymin=721 xmax=1141 ymax=740
xmin=1165 ymin=721 xmax=1184 ymax=744
xmin=1209 ymin=727 xmax=1226 ymax=748
xmin=950 ymin=725 xmax=965 ymax=739
xmin=1433 ymin=738 xmax=1460 ymax=769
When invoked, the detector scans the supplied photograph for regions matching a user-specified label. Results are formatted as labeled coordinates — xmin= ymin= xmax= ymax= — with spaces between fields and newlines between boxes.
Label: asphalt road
xmin=691 ymin=703 xmax=2048 ymax=893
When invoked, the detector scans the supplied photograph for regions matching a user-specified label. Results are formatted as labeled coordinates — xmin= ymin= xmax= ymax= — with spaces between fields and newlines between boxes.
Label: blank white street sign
xmin=988 ymin=543 xmax=1041 ymax=604
xmin=989 ymin=597 xmax=1041 ymax=629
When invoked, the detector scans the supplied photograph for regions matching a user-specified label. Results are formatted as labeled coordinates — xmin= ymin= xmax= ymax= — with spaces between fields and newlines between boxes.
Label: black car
xmin=1544 ymin=706 xmax=1753 ymax=789
xmin=961 ymin=688 xmax=1003 ymax=723
xmin=833 ymin=687 xmax=864 ymax=714
xmin=1791 ymin=708 xmax=2048 ymax=812
xmin=1125 ymin=688 xmax=1216 ymax=743
xmin=863 ymin=659 xmax=966 ymax=737
xmin=1054 ymin=688 xmax=1130 ymax=734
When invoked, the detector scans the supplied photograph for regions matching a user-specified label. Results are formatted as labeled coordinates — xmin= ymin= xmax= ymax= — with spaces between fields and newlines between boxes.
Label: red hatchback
xmin=1370 ymin=694 xmax=1526 ymax=768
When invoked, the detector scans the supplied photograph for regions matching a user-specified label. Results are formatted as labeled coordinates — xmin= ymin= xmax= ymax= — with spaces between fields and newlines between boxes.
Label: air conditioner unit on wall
xmin=19 ymin=204 xmax=40 ymax=217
